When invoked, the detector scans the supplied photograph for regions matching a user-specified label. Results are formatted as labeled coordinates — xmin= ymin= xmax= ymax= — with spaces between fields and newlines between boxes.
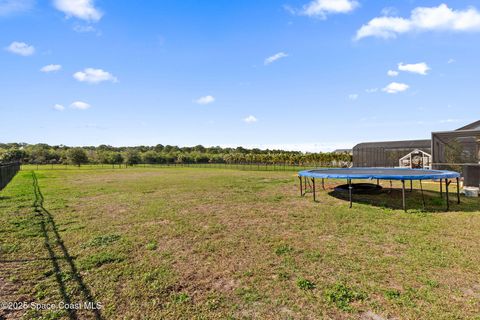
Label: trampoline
xmin=298 ymin=168 xmax=461 ymax=211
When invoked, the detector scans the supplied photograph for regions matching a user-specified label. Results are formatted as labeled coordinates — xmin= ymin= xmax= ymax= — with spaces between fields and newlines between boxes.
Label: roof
xmin=353 ymin=139 xmax=431 ymax=150
xmin=455 ymin=120 xmax=480 ymax=131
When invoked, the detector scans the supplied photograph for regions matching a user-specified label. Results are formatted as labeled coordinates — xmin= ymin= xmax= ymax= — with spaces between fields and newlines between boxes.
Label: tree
xmin=110 ymin=153 xmax=124 ymax=165
xmin=96 ymin=151 xmax=111 ymax=164
xmin=154 ymin=144 xmax=164 ymax=152
xmin=193 ymin=145 xmax=206 ymax=153
xmin=67 ymin=148 xmax=88 ymax=167
xmin=0 ymin=143 xmax=354 ymax=169
xmin=142 ymin=151 xmax=159 ymax=164
xmin=125 ymin=150 xmax=141 ymax=166
xmin=0 ymin=148 xmax=27 ymax=163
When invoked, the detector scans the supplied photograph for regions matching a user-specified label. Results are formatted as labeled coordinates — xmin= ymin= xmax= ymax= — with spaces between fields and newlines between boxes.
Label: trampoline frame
xmin=298 ymin=168 xmax=461 ymax=212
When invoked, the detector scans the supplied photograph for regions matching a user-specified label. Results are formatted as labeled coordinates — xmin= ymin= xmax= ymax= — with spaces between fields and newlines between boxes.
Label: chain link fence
xmin=0 ymin=162 xmax=20 ymax=191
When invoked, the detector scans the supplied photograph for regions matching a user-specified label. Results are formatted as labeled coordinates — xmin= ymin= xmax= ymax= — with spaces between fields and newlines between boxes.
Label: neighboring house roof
xmin=455 ymin=120 xmax=480 ymax=131
xmin=353 ymin=139 xmax=431 ymax=150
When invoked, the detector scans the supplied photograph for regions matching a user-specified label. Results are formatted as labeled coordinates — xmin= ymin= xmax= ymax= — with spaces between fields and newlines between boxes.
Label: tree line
xmin=0 ymin=143 xmax=352 ymax=167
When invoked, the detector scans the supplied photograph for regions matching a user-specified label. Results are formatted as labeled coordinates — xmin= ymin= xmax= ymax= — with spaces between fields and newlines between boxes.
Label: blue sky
xmin=1 ymin=0 xmax=480 ymax=151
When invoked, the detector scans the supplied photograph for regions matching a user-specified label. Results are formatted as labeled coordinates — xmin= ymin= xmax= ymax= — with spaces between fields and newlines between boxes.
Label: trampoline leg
xmin=456 ymin=177 xmax=460 ymax=205
xmin=299 ymin=176 xmax=303 ymax=197
xmin=376 ymin=179 xmax=379 ymax=186
xmin=401 ymin=180 xmax=406 ymax=212
xmin=440 ymin=179 xmax=443 ymax=198
xmin=322 ymin=178 xmax=325 ymax=190
xmin=348 ymin=179 xmax=353 ymax=208
xmin=410 ymin=180 xmax=413 ymax=192
xmin=445 ymin=179 xmax=451 ymax=211
xmin=304 ymin=177 xmax=307 ymax=194
xmin=389 ymin=180 xmax=393 ymax=193
xmin=312 ymin=178 xmax=316 ymax=202
xmin=420 ymin=180 xmax=426 ymax=210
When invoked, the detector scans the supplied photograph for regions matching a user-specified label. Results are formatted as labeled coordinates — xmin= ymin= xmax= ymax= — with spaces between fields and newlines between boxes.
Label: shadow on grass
xmin=0 ymin=257 xmax=74 ymax=263
xmin=326 ymin=188 xmax=480 ymax=213
xmin=0 ymin=196 xmax=11 ymax=200
xmin=32 ymin=172 xmax=103 ymax=320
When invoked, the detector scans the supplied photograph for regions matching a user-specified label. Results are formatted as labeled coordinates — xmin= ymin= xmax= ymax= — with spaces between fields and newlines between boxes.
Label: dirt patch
xmin=0 ymin=275 xmax=31 ymax=319
xmin=360 ymin=311 xmax=390 ymax=320
xmin=212 ymin=277 xmax=238 ymax=293
xmin=462 ymin=283 xmax=480 ymax=298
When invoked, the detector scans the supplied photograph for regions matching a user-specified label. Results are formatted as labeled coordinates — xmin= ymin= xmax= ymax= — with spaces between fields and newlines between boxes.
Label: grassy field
xmin=1 ymin=167 xmax=479 ymax=319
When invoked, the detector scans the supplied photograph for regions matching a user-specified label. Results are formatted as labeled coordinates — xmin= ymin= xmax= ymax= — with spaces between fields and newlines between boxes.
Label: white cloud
xmin=243 ymin=115 xmax=258 ymax=123
xmin=387 ymin=70 xmax=399 ymax=77
xmin=365 ymin=88 xmax=378 ymax=93
xmin=355 ymin=17 xmax=411 ymax=40
xmin=382 ymin=82 xmax=409 ymax=94
xmin=300 ymin=0 xmax=359 ymax=18
xmin=70 ymin=101 xmax=91 ymax=110
xmin=381 ymin=7 xmax=398 ymax=16
xmin=398 ymin=62 xmax=430 ymax=75
xmin=73 ymin=24 xmax=96 ymax=33
xmin=195 ymin=95 xmax=215 ymax=105
xmin=348 ymin=93 xmax=359 ymax=100
xmin=283 ymin=5 xmax=296 ymax=15
xmin=5 ymin=41 xmax=35 ymax=56
xmin=53 ymin=104 xmax=65 ymax=111
xmin=53 ymin=0 xmax=102 ymax=22
xmin=40 ymin=64 xmax=62 ymax=73
xmin=264 ymin=52 xmax=288 ymax=65
xmin=356 ymin=4 xmax=480 ymax=40
xmin=447 ymin=58 xmax=456 ymax=64
xmin=440 ymin=118 xmax=461 ymax=124
xmin=0 ymin=0 xmax=34 ymax=16
xmin=73 ymin=68 xmax=117 ymax=84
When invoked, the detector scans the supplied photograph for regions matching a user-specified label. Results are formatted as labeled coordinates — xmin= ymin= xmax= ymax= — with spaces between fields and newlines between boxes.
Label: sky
xmin=1 ymin=0 xmax=480 ymax=152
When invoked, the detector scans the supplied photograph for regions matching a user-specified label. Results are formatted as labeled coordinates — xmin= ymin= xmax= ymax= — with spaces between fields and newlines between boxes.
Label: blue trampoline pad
xmin=298 ymin=168 xmax=460 ymax=181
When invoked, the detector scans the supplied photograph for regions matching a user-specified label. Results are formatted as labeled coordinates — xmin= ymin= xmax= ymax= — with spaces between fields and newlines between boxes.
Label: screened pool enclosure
xmin=353 ymin=140 xmax=431 ymax=168
xmin=432 ymin=120 xmax=480 ymax=187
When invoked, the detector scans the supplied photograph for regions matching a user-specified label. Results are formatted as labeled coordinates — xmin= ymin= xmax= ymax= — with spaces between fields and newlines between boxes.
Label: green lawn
xmin=1 ymin=167 xmax=479 ymax=319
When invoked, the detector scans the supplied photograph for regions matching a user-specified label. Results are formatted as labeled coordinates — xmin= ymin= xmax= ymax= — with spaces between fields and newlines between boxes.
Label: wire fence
xmin=0 ymin=162 xmax=20 ymax=191
xmin=20 ymin=162 xmax=352 ymax=172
